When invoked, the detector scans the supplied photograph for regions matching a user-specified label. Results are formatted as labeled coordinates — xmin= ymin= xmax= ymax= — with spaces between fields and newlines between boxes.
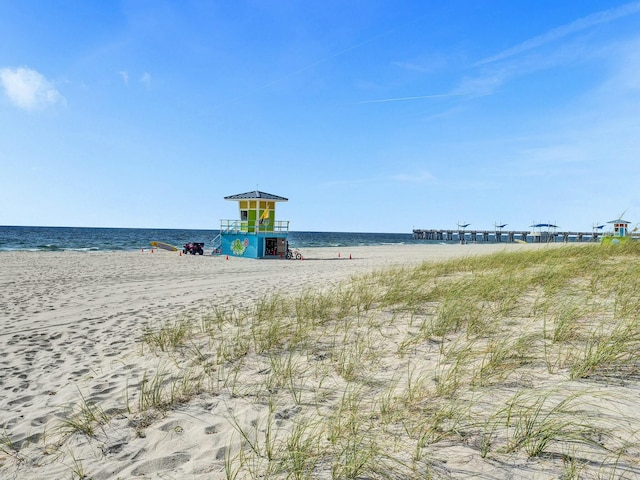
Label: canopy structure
xmin=530 ymin=223 xmax=559 ymax=229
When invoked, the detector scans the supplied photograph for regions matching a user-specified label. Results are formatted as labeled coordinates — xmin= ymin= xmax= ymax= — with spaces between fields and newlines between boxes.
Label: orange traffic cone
xmin=349 ymin=254 xmax=352 ymax=259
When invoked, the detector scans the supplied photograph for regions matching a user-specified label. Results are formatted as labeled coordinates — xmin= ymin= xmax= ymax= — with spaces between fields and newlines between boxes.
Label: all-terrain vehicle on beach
xmin=183 ymin=242 xmax=205 ymax=255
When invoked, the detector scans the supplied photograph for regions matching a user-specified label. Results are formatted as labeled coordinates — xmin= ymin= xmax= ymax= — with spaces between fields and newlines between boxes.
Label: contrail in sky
xmin=357 ymin=92 xmax=469 ymax=104
xmin=214 ymin=13 xmax=429 ymax=110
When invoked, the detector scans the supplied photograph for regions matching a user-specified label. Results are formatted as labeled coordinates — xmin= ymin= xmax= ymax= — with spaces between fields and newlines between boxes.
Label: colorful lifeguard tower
xmin=601 ymin=217 xmax=632 ymax=244
xmin=213 ymin=190 xmax=290 ymax=258
xmin=609 ymin=218 xmax=631 ymax=237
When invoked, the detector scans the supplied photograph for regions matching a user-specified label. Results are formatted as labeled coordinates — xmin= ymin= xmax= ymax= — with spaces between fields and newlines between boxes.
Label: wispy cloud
xmin=393 ymin=52 xmax=449 ymax=74
xmin=140 ymin=72 xmax=151 ymax=89
xmin=323 ymin=176 xmax=376 ymax=187
xmin=358 ymin=5 xmax=640 ymax=106
xmin=392 ymin=61 xmax=433 ymax=73
xmin=325 ymin=169 xmax=436 ymax=187
xmin=602 ymin=36 xmax=640 ymax=91
xmin=419 ymin=105 xmax=465 ymax=123
xmin=453 ymin=69 xmax=510 ymax=98
xmin=391 ymin=170 xmax=435 ymax=183
xmin=119 ymin=70 xmax=129 ymax=85
xmin=0 ymin=66 xmax=65 ymax=110
xmin=512 ymin=144 xmax=588 ymax=179
xmin=476 ymin=1 xmax=640 ymax=66
xmin=446 ymin=2 xmax=640 ymax=99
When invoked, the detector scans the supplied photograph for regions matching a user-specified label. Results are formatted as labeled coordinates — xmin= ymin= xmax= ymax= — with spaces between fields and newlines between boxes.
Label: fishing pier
xmin=412 ymin=228 xmax=602 ymax=243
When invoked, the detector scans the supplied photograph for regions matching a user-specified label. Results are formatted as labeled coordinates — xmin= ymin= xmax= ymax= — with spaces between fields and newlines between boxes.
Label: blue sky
xmin=1 ymin=1 xmax=639 ymax=233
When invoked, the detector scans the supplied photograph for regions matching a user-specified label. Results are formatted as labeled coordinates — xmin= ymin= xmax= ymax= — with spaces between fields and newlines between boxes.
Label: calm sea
xmin=0 ymin=226 xmax=430 ymax=252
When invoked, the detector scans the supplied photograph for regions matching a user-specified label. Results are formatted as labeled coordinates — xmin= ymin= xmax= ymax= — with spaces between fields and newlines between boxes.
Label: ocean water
xmin=0 ymin=226 xmax=427 ymax=252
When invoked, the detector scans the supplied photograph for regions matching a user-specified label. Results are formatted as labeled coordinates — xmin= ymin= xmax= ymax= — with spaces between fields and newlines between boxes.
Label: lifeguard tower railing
xmin=219 ymin=220 xmax=290 ymax=235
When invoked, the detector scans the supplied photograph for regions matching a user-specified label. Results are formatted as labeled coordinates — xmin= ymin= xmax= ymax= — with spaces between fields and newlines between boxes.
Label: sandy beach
xmin=2 ymin=242 xmax=636 ymax=479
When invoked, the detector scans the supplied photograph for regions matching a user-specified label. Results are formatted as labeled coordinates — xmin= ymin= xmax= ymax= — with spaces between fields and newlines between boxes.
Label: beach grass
xmin=36 ymin=242 xmax=640 ymax=477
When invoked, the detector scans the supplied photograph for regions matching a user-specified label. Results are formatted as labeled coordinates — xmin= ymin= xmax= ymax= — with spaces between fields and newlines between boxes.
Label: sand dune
xmin=0 ymin=243 xmax=578 ymax=479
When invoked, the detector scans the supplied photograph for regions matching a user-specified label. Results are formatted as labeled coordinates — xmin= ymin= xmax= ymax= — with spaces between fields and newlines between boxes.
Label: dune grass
xmin=32 ymin=242 xmax=640 ymax=478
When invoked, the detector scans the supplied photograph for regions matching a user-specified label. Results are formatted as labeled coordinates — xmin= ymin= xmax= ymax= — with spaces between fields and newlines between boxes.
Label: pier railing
xmin=220 ymin=220 xmax=289 ymax=235
xmin=412 ymin=228 xmax=603 ymax=243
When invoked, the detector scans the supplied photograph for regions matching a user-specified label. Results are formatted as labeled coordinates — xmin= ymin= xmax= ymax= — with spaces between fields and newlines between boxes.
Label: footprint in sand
xmin=7 ymin=395 xmax=34 ymax=407
xmin=102 ymin=441 xmax=127 ymax=455
xmin=11 ymin=432 xmax=42 ymax=450
xmin=31 ymin=415 xmax=53 ymax=427
xmin=90 ymin=383 xmax=118 ymax=397
xmin=130 ymin=453 xmax=191 ymax=476
xmin=214 ymin=446 xmax=227 ymax=460
xmin=70 ymin=368 xmax=90 ymax=378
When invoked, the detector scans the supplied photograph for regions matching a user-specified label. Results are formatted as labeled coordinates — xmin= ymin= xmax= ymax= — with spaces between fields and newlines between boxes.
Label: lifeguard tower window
xmin=240 ymin=210 xmax=248 ymax=222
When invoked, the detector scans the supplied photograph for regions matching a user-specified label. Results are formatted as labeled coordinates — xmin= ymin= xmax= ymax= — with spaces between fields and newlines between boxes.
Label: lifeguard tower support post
xmin=214 ymin=190 xmax=289 ymax=258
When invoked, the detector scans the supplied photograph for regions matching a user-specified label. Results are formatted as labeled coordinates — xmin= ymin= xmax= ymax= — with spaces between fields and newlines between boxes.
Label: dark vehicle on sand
xmin=183 ymin=242 xmax=205 ymax=255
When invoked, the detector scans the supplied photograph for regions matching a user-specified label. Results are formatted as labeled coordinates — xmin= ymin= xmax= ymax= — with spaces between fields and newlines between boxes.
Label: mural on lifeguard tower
xmin=213 ymin=190 xmax=290 ymax=258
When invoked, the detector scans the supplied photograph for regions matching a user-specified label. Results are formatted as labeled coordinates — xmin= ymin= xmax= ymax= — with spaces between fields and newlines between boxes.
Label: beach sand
xmin=0 ymin=243 xmax=619 ymax=478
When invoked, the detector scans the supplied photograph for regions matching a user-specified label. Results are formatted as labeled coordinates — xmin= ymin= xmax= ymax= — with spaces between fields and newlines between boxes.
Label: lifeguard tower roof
xmin=608 ymin=218 xmax=631 ymax=224
xmin=224 ymin=190 xmax=288 ymax=202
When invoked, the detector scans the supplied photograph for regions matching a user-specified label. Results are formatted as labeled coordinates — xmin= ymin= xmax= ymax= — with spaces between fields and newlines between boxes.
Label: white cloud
xmin=600 ymin=37 xmax=640 ymax=92
xmin=476 ymin=1 xmax=640 ymax=66
xmin=0 ymin=66 xmax=65 ymax=110
xmin=392 ymin=170 xmax=435 ymax=183
xmin=454 ymin=3 xmax=640 ymax=99
xmin=140 ymin=72 xmax=151 ymax=89
xmin=453 ymin=69 xmax=509 ymax=98
xmin=119 ymin=70 xmax=129 ymax=85
xmin=393 ymin=53 xmax=448 ymax=74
